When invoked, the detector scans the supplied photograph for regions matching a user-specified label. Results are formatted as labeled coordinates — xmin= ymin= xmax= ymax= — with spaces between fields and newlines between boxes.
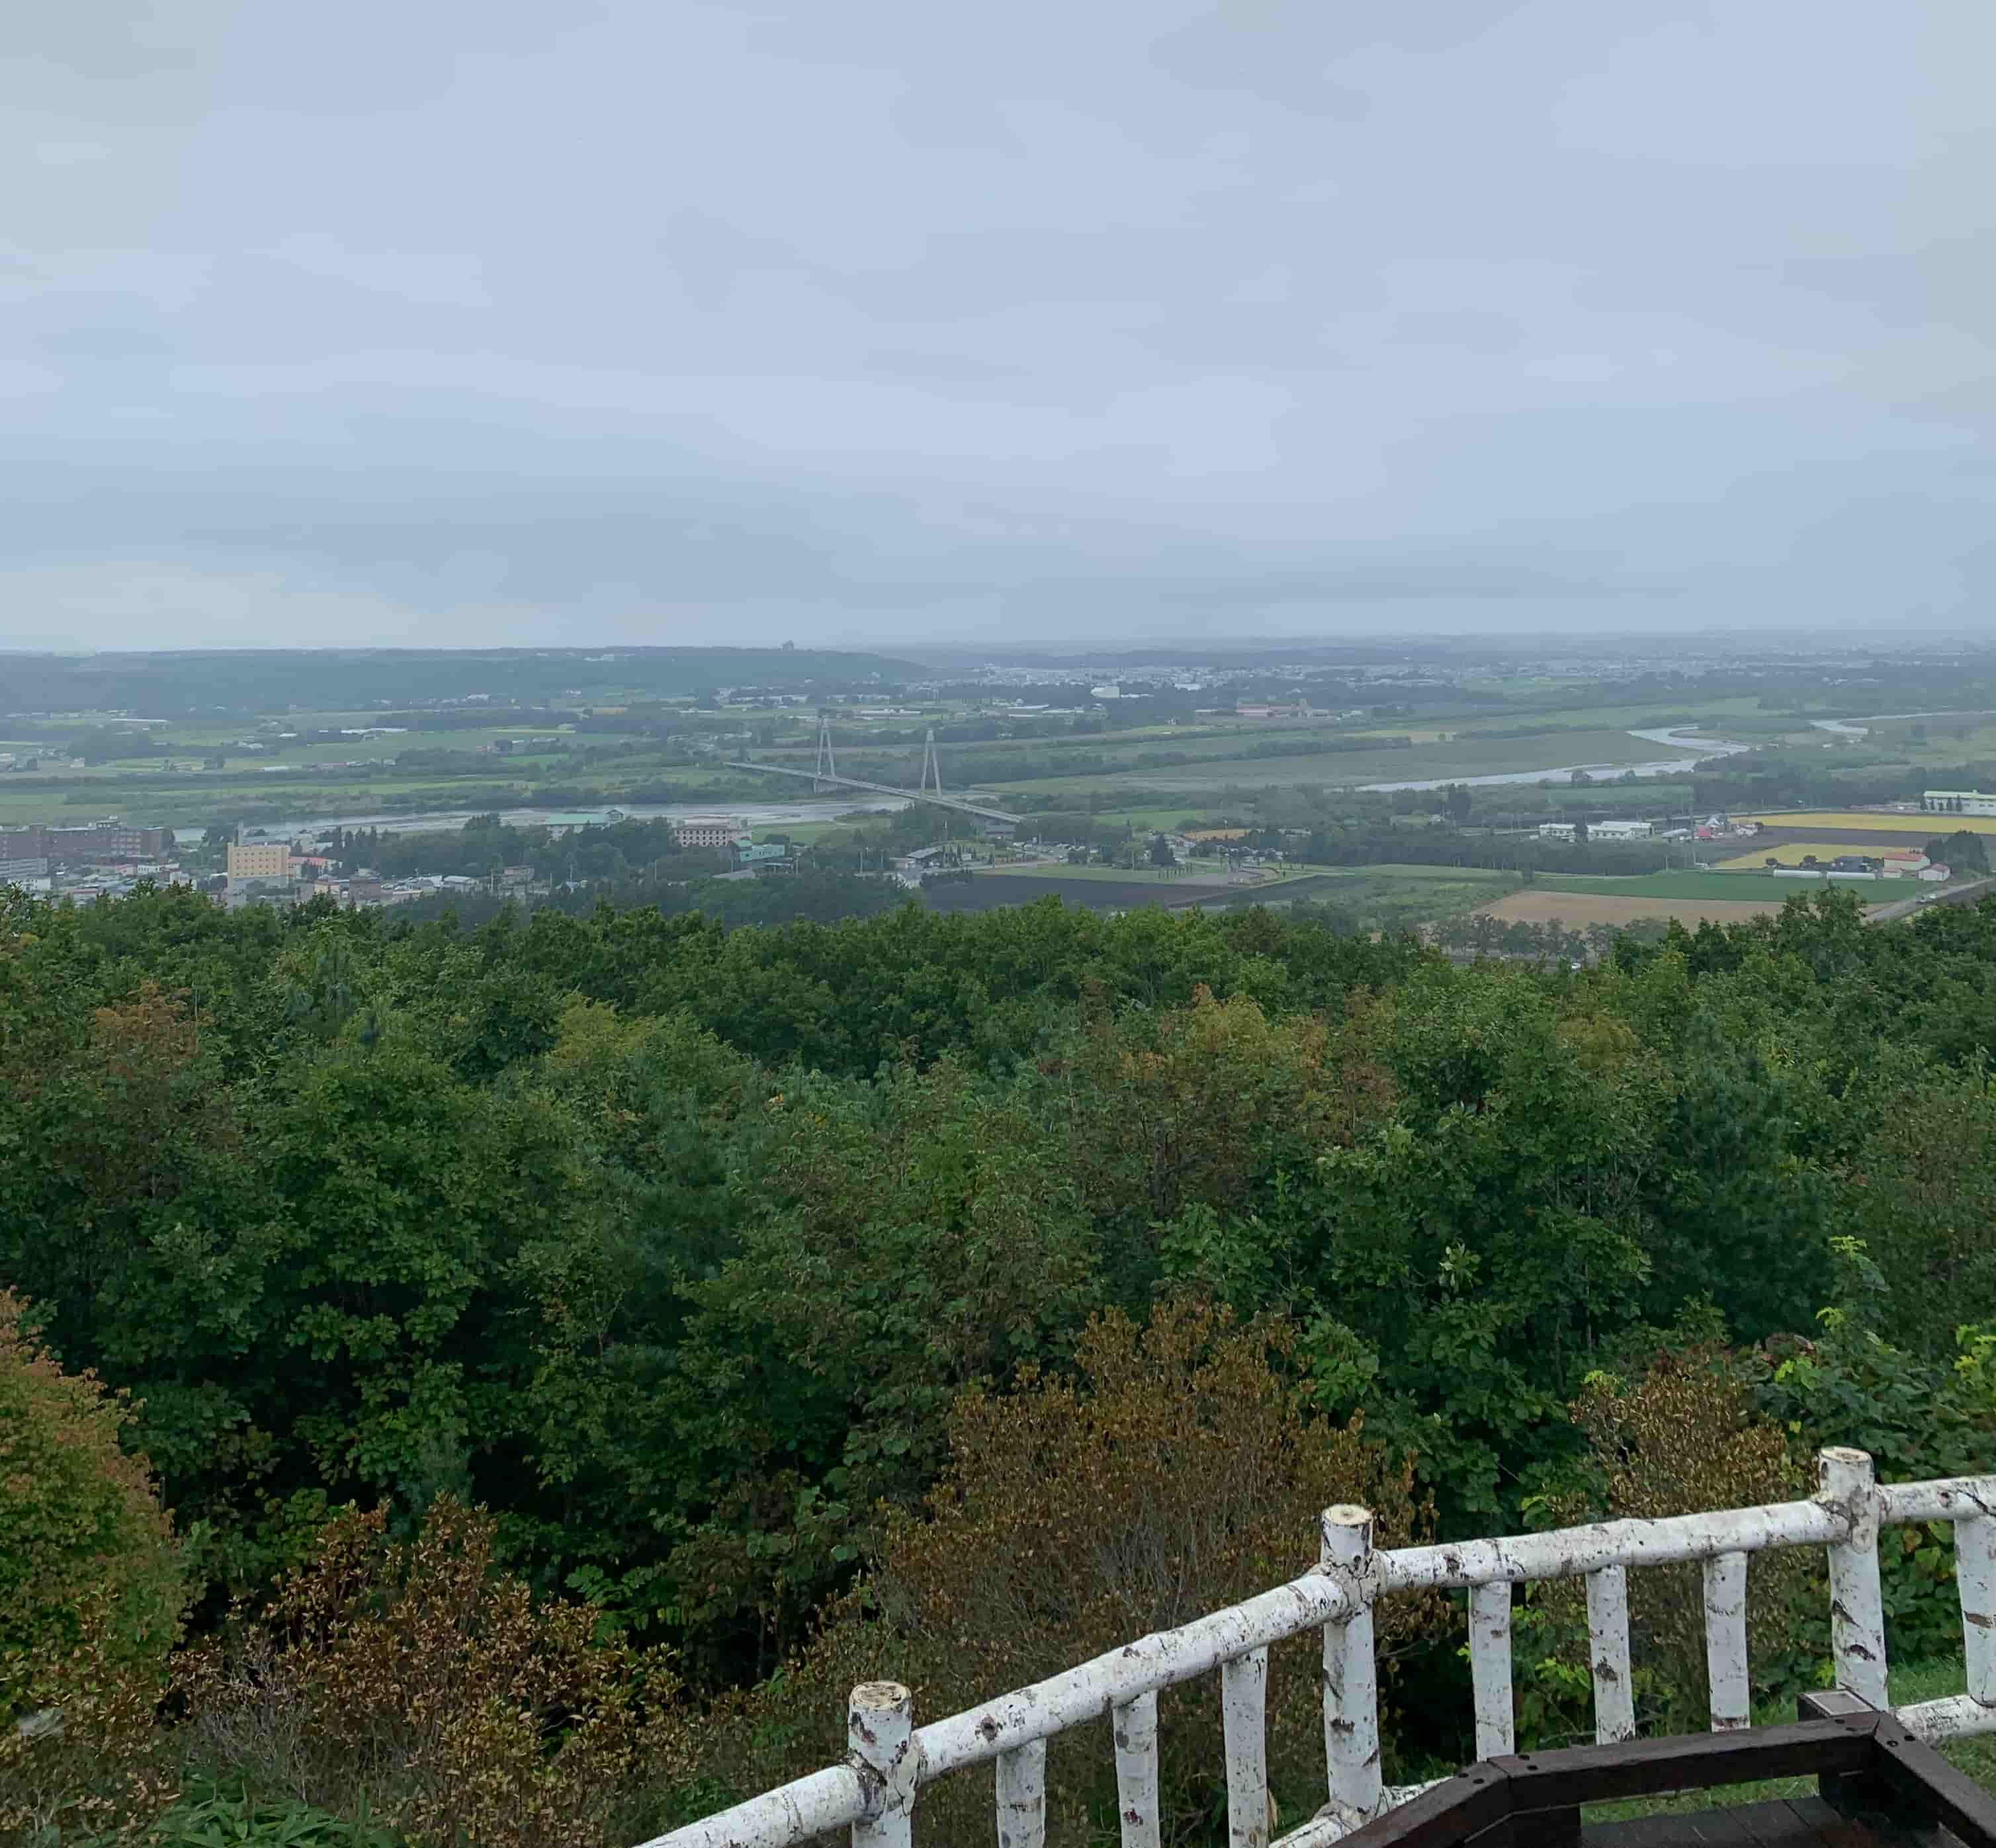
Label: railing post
xmin=994 ymin=1738 xmax=1045 ymax=1848
xmin=1322 ymin=1504 xmax=1382 ymax=1820
xmin=850 ymin=1681 xmax=918 ymax=1848
xmin=1702 ymin=1552 xmax=1750 ymax=1731
xmin=1111 ymin=1691 xmax=1160 ymax=1848
xmin=1819 ymin=1447 xmax=1888 ymax=1709
xmin=1468 ymin=1581 xmax=1514 ymax=1758
xmin=1585 ymin=1565 xmax=1636 ymax=1744
xmin=1959 ymin=1515 xmax=1996 ymax=1709
xmin=1221 ymin=1648 xmax=1272 ymax=1848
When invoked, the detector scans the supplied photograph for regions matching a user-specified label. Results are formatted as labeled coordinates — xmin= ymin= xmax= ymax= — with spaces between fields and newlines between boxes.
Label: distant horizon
xmin=6 ymin=622 xmax=1996 ymax=663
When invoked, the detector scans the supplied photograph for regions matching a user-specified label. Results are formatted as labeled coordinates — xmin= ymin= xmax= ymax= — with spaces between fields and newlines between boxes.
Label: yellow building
xmin=227 ymin=841 xmax=291 ymax=882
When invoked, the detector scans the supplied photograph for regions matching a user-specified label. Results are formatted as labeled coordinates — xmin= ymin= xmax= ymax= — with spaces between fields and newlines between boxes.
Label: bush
xmin=0 ymin=1293 xmax=187 ymax=1707
xmin=705 ymin=1300 xmax=1443 ymax=1841
xmin=1534 ymin=1349 xmax=1809 ymax=1735
xmin=133 ymin=1785 xmax=402 ymax=1848
xmin=174 ymin=1499 xmax=693 ymax=1848
xmin=0 ymin=1290 xmax=187 ymax=1842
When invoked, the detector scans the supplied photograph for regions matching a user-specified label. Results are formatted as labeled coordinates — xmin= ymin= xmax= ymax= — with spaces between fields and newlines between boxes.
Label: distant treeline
xmin=1692 ymin=753 xmax=1996 ymax=813
xmin=0 ymin=646 xmax=922 ymax=716
xmin=398 ymin=868 xmax=910 ymax=932
xmin=315 ymin=815 xmax=701 ymax=883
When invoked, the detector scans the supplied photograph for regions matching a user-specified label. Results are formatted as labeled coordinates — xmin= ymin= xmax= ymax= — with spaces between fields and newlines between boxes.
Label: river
xmin=169 ymin=724 xmax=1769 ymax=841
xmin=1356 ymin=726 xmax=1758 ymax=793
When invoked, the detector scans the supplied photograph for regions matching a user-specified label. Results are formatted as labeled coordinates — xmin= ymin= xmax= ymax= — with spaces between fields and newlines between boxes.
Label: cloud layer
xmin=3 ymin=1 xmax=1993 ymax=648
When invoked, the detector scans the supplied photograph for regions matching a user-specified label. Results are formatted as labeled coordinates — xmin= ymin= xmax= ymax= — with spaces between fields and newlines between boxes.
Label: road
xmin=1867 ymin=875 xmax=1996 ymax=924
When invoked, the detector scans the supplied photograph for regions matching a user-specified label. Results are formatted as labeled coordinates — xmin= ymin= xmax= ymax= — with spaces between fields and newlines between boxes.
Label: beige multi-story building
xmin=227 ymin=841 xmax=292 ymax=882
xmin=674 ymin=815 xmax=749 ymax=851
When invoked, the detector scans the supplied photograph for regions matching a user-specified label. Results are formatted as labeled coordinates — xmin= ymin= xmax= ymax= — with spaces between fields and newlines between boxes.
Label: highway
xmin=1867 ymin=874 xmax=1996 ymax=925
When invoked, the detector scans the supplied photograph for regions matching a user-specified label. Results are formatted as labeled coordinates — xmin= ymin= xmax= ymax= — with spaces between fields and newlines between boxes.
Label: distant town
xmin=3 ymin=638 xmax=1995 ymax=943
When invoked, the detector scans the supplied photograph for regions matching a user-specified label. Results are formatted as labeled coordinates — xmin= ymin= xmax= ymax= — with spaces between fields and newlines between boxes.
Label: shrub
xmin=1534 ymin=1348 xmax=1809 ymax=1735
xmin=134 ymin=1785 xmax=403 ymax=1848
xmin=0 ymin=1290 xmax=187 ymax=1841
xmin=174 ymin=1499 xmax=693 ymax=1848
xmin=707 ymin=1299 xmax=1442 ymax=1842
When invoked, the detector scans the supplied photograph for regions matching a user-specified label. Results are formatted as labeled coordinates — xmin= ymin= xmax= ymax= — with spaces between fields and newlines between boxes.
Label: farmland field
xmin=1528 ymin=870 xmax=1796 ymax=900
xmin=1200 ymin=867 xmax=1520 ymax=931
xmin=978 ymin=860 xmax=1249 ymax=886
xmin=1736 ymin=810 xmax=1996 ymax=835
xmin=1302 ymin=862 xmax=1517 ymax=881
xmin=918 ymin=874 xmax=1207 ymax=913
xmin=1715 ymin=841 xmax=1911 ymax=868
xmin=1449 ymin=696 xmax=1770 ymax=734
xmin=923 ymin=862 xmax=1514 ymax=927
xmin=995 ymin=728 xmax=1708 ymax=796
xmin=1478 ymin=890 xmax=1792 ymax=929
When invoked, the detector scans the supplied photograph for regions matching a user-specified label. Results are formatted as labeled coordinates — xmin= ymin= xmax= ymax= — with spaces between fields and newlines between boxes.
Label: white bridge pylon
xmin=730 ymin=714 xmax=1021 ymax=829
xmin=813 ymin=712 xmax=839 ymax=789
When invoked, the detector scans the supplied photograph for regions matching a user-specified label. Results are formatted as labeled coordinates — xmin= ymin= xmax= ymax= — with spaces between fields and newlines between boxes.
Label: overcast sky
xmin=5 ymin=1 xmax=1993 ymax=651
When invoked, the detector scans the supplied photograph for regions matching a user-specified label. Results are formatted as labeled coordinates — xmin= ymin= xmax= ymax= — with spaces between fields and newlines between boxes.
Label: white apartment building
xmin=675 ymin=815 xmax=750 ymax=851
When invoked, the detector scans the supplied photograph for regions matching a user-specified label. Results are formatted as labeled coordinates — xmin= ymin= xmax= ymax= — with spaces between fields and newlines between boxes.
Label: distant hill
xmin=0 ymin=646 xmax=924 ymax=716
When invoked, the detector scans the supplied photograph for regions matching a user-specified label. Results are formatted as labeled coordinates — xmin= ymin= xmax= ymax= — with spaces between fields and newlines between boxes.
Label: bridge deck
xmin=722 ymin=759 xmax=1022 ymax=825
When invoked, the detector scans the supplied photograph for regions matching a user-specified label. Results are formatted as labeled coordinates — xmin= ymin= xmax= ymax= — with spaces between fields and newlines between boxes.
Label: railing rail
xmin=642 ymin=1449 xmax=1996 ymax=1848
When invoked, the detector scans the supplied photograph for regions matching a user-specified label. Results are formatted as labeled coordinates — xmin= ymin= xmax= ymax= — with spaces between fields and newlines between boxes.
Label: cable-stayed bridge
xmin=725 ymin=716 xmax=1022 ymax=831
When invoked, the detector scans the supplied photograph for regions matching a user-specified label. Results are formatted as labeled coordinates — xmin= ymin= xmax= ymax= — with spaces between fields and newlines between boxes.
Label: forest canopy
xmin=5 ymin=881 xmax=1996 ymax=1843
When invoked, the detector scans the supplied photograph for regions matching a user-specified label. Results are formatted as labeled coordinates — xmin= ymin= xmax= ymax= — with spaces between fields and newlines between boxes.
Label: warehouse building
xmin=1923 ymin=790 xmax=1996 ymax=815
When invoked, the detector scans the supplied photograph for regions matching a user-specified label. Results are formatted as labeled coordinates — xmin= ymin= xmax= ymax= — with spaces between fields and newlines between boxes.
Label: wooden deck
xmin=1340 ymin=1693 xmax=1996 ymax=1848
xmin=1590 ymin=1794 xmax=1954 ymax=1848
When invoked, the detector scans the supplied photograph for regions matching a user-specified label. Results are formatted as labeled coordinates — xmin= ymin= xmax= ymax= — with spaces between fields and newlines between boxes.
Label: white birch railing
xmin=640 ymin=1448 xmax=1996 ymax=1848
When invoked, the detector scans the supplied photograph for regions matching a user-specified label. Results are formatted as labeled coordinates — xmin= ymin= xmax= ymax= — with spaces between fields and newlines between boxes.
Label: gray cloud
xmin=0 ymin=0 xmax=1991 ymax=648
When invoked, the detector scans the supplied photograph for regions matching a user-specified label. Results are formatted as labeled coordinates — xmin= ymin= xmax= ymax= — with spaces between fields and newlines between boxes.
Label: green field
xmin=1194 ymin=866 xmax=1522 ymax=930
xmin=1450 ymin=696 xmax=1770 ymax=736
xmin=7 ymin=655 xmax=1981 ymax=855
xmin=976 ymin=860 xmax=1229 ymax=885
xmin=992 ymin=728 xmax=1707 ymax=796
xmin=1303 ymin=862 xmax=1518 ymax=882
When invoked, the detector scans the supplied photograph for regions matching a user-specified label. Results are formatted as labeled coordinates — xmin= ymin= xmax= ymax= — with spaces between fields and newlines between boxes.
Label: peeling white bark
xmin=1821 ymin=1448 xmax=1888 ymax=1710
xmin=849 ymin=1682 xmax=918 ymax=1848
xmin=994 ymin=1740 xmax=1045 ymax=1848
xmin=1586 ymin=1565 xmax=1636 ymax=1745
xmin=1468 ymin=1581 xmax=1514 ymax=1759
xmin=1958 ymin=1515 xmax=1996 ymax=1708
xmin=1111 ymin=1691 xmax=1160 ymax=1848
xmin=1702 ymin=1552 xmax=1749 ymax=1732
xmin=642 ymin=1456 xmax=1996 ymax=1848
xmin=1223 ymin=1649 xmax=1272 ymax=1848
xmin=1384 ymin=1498 xmax=1841 ymax=1593
xmin=1321 ymin=1505 xmax=1382 ymax=1820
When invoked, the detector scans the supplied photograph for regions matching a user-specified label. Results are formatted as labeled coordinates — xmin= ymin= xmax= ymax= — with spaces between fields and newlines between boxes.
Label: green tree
xmin=0 ymin=1291 xmax=186 ymax=1716
xmin=1925 ymin=829 xmax=1990 ymax=876
xmin=665 ymin=1058 xmax=1103 ymax=1673
xmin=712 ymin=1301 xmax=1442 ymax=1842
xmin=1 ymin=1290 xmax=185 ymax=1839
